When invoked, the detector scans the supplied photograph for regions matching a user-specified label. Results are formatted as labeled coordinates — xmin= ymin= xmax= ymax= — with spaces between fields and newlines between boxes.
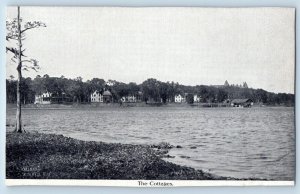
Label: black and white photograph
xmin=5 ymin=6 xmax=295 ymax=186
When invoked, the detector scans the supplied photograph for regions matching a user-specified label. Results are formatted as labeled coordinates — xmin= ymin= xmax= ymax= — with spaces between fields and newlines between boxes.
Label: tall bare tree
xmin=6 ymin=6 xmax=46 ymax=133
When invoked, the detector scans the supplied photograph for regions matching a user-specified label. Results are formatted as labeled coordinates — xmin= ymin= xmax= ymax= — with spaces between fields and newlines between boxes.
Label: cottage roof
xmin=93 ymin=90 xmax=101 ymax=94
xmin=231 ymin=99 xmax=253 ymax=103
xmin=103 ymin=90 xmax=112 ymax=96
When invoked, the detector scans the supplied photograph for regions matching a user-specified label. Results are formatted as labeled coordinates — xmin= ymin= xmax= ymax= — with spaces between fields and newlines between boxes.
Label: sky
xmin=6 ymin=6 xmax=295 ymax=94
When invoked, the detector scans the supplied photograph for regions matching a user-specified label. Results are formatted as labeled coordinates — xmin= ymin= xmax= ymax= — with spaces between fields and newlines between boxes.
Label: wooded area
xmin=6 ymin=75 xmax=294 ymax=106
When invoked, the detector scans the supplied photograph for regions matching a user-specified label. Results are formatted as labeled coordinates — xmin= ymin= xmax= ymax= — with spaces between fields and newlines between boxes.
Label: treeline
xmin=6 ymin=75 xmax=294 ymax=106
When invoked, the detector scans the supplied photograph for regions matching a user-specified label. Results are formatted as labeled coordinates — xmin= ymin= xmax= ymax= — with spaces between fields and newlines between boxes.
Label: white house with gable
xmin=34 ymin=92 xmax=52 ymax=104
xmin=174 ymin=94 xmax=186 ymax=103
xmin=91 ymin=90 xmax=103 ymax=103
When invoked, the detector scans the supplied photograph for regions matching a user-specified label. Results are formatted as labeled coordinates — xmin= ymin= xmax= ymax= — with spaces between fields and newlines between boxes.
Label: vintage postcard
xmin=5 ymin=6 xmax=295 ymax=186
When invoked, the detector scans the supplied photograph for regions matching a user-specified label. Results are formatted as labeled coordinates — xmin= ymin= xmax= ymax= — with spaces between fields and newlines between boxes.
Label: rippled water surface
xmin=6 ymin=106 xmax=295 ymax=180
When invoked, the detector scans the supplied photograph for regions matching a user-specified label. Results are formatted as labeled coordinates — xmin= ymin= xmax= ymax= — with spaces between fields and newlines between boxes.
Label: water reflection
xmin=6 ymin=106 xmax=295 ymax=180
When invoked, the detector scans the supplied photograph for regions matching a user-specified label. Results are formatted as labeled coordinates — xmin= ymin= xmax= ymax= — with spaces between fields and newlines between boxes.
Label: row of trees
xmin=6 ymin=75 xmax=295 ymax=106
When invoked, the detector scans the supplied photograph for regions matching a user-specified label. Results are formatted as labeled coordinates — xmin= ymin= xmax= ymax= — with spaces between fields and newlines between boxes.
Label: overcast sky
xmin=6 ymin=7 xmax=295 ymax=94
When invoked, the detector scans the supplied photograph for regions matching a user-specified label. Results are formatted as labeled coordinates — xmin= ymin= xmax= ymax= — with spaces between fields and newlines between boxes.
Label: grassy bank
xmin=6 ymin=132 xmax=231 ymax=180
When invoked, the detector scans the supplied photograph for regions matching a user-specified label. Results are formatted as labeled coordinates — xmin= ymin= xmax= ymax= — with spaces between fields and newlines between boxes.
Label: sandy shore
xmin=6 ymin=132 xmax=236 ymax=180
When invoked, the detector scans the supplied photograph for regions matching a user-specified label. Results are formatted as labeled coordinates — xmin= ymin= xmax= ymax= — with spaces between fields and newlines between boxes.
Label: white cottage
xmin=34 ymin=92 xmax=52 ymax=104
xmin=174 ymin=94 xmax=185 ymax=103
xmin=193 ymin=95 xmax=201 ymax=103
xmin=121 ymin=95 xmax=137 ymax=103
xmin=91 ymin=90 xmax=103 ymax=103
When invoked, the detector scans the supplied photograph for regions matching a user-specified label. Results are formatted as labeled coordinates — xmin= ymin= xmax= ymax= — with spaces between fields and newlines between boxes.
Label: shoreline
xmin=6 ymin=131 xmax=238 ymax=180
xmin=6 ymin=103 xmax=293 ymax=110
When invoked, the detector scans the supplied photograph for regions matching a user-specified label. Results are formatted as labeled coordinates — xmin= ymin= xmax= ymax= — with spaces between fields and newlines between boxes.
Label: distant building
xmin=121 ymin=95 xmax=137 ymax=103
xmin=224 ymin=80 xmax=230 ymax=87
xmin=103 ymin=90 xmax=113 ymax=103
xmin=91 ymin=90 xmax=103 ymax=103
xmin=193 ymin=95 xmax=201 ymax=103
xmin=34 ymin=92 xmax=71 ymax=104
xmin=34 ymin=92 xmax=52 ymax=104
xmin=175 ymin=94 xmax=186 ymax=103
xmin=121 ymin=92 xmax=143 ymax=103
xmin=212 ymin=80 xmax=249 ymax=88
xmin=231 ymin=99 xmax=253 ymax=107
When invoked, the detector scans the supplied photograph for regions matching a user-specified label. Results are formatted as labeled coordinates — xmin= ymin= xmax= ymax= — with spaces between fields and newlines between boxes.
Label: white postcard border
xmin=5 ymin=179 xmax=294 ymax=187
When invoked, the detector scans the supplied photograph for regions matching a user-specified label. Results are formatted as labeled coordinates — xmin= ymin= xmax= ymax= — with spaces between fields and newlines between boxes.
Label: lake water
xmin=6 ymin=106 xmax=295 ymax=180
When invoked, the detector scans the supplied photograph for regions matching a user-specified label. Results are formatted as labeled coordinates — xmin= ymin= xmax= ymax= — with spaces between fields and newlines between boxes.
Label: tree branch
xmin=21 ymin=60 xmax=33 ymax=63
xmin=21 ymin=26 xmax=35 ymax=33
xmin=6 ymin=47 xmax=26 ymax=57
xmin=21 ymin=59 xmax=40 ymax=72
xmin=21 ymin=21 xmax=46 ymax=33
xmin=6 ymin=35 xmax=18 ymax=41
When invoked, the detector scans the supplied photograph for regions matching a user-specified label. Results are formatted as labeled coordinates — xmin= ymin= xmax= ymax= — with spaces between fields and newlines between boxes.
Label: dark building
xmin=231 ymin=99 xmax=253 ymax=107
xmin=103 ymin=90 xmax=113 ymax=103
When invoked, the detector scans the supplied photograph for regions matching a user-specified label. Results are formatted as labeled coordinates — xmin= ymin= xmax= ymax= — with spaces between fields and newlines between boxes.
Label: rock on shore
xmin=6 ymin=132 xmax=228 ymax=180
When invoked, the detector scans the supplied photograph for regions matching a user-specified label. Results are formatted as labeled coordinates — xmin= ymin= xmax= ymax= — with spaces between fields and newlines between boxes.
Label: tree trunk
xmin=15 ymin=6 xmax=23 ymax=133
xmin=16 ymin=66 xmax=22 ymax=133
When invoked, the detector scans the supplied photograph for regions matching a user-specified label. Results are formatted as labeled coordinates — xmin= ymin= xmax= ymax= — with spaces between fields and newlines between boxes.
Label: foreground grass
xmin=6 ymin=132 xmax=230 ymax=180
